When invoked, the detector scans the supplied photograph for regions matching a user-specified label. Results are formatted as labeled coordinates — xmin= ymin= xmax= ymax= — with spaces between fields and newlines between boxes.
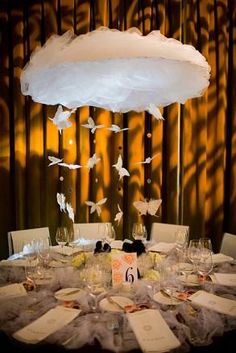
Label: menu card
xmin=13 ymin=306 xmax=81 ymax=344
xmin=148 ymin=242 xmax=175 ymax=254
xmin=189 ymin=290 xmax=236 ymax=316
xmin=127 ymin=309 xmax=180 ymax=352
xmin=111 ymin=252 xmax=137 ymax=286
xmin=0 ymin=283 xmax=27 ymax=300
xmin=210 ymin=273 xmax=236 ymax=287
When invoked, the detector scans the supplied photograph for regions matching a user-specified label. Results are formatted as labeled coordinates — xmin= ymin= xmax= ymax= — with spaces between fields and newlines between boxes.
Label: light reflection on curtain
xmin=0 ymin=0 xmax=235 ymax=259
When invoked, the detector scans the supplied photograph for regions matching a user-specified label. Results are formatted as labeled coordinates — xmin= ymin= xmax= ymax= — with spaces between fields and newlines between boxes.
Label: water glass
xmin=132 ymin=223 xmax=147 ymax=242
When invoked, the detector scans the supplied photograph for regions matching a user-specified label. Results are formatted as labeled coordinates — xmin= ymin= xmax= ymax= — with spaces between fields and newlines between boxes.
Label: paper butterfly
xmin=81 ymin=117 xmax=105 ymax=134
xmin=66 ymin=202 xmax=75 ymax=223
xmin=48 ymin=156 xmax=63 ymax=166
xmin=107 ymin=124 xmax=129 ymax=133
xmin=58 ymin=162 xmax=82 ymax=169
xmin=49 ymin=105 xmax=76 ymax=134
xmin=86 ymin=153 xmax=101 ymax=170
xmin=112 ymin=155 xmax=130 ymax=180
xmin=135 ymin=153 xmax=159 ymax=164
xmin=85 ymin=198 xmax=107 ymax=217
xmin=133 ymin=199 xmax=162 ymax=216
xmin=114 ymin=204 xmax=123 ymax=225
xmin=146 ymin=104 xmax=164 ymax=120
xmin=57 ymin=193 xmax=66 ymax=212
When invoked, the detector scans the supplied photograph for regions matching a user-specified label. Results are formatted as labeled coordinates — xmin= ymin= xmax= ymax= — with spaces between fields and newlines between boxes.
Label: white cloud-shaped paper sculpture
xmin=21 ymin=27 xmax=210 ymax=119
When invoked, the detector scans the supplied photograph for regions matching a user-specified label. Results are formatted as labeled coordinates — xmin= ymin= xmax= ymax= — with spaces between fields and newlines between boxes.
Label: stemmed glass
xmin=86 ymin=265 xmax=106 ymax=317
xmin=55 ymin=227 xmax=69 ymax=254
xmin=132 ymin=223 xmax=147 ymax=243
xmin=197 ymin=248 xmax=213 ymax=286
xmin=187 ymin=239 xmax=201 ymax=273
xmin=104 ymin=223 xmax=116 ymax=244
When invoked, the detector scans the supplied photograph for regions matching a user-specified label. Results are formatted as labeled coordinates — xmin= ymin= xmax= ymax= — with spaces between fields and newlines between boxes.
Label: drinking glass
xmin=188 ymin=239 xmax=201 ymax=273
xmin=86 ymin=265 xmax=106 ymax=317
xmin=197 ymin=249 xmax=213 ymax=285
xmin=132 ymin=223 xmax=147 ymax=242
xmin=175 ymin=230 xmax=188 ymax=249
xmin=55 ymin=227 xmax=69 ymax=253
xmin=199 ymin=237 xmax=212 ymax=252
xmin=104 ymin=223 xmax=116 ymax=244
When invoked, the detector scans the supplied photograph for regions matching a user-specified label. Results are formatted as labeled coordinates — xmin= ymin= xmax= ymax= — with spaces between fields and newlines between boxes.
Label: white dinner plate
xmin=153 ymin=291 xmax=182 ymax=306
xmin=99 ymin=296 xmax=134 ymax=312
xmin=55 ymin=287 xmax=84 ymax=301
xmin=178 ymin=274 xmax=200 ymax=287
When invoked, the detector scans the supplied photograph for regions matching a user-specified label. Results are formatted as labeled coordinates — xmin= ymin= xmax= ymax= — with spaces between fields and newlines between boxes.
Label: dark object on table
xmin=122 ymin=239 xmax=146 ymax=256
xmin=94 ymin=241 xmax=111 ymax=254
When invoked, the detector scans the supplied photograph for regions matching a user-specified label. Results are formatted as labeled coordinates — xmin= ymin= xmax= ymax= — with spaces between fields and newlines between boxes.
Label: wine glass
xmin=197 ymin=249 xmax=213 ymax=286
xmin=86 ymin=265 xmax=106 ymax=317
xmin=175 ymin=230 xmax=188 ymax=249
xmin=132 ymin=223 xmax=147 ymax=242
xmin=55 ymin=227 xmax=69 ymax=254
xmin=104 ymin=223 xmax=116 ymax=244
xmin=188 ymin=239 xmax=201 ymax=273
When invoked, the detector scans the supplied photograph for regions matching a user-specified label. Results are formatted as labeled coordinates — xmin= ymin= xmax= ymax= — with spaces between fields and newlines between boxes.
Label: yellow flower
xmin=143 ymin=269 xmax=160 ymax=281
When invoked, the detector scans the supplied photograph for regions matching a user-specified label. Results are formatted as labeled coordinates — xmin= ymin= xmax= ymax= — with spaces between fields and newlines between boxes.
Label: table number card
xmin=111 ymin=252 xmax=138 ymax=286
xmin=127 ymin=309 xmax=180 ymax=352
xmin=189 ymin=290 xmax=236 ymax=317
xmin=13 ymin=305 xmax=81 ymax=344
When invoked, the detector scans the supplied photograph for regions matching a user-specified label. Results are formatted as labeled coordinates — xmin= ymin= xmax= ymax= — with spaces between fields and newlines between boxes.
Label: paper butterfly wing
xmin=133 ymin=201 xmax=149 ymax=215
xmin=147 ymin=199 xmax=162 ymax=216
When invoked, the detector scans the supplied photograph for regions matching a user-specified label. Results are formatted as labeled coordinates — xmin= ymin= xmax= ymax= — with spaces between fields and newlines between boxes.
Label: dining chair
xmin=73 ymin=222 xmax=112 ymax=240
xmin=220 ymin=232 xmax=236 ymax=259
xmin=8 ymin=227 xmax=51 ymax=256
xmin=150 ymin=222 xmax=189 ymax=243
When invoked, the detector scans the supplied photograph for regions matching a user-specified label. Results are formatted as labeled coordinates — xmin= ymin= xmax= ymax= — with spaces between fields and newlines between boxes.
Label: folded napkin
xmin=13 ymin=305 xmax=81 ymax=344
xmin=0 ymin=259 xmax=37 ymax=267
xmin=110 ymin=240 xmax=123 ymax=250
xmin=0 ymin=283 xmax=27 ymax=300
xmin=127 ymin=309 xmax=180 ymax=352
xmin=148 ymin=242 xmax=175 ymax=254
xmin=210 ymin=253 xmax=234 ymax=264
xmin=210 ymin=273 xmax=236 ymax=287
xmin=188 ymin=290 xmax=236 ymax=317
xmin=51 ymin=245 xmax=82 ymax=256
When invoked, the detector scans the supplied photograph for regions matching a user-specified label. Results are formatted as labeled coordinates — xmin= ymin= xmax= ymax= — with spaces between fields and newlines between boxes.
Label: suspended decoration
xmin=133 ymin=199 xmax=162 ymax=216
xmin=85 ymin=198 xmax=108 ymax=217
xmin=21 ymin=27 xmax=210 ymax=120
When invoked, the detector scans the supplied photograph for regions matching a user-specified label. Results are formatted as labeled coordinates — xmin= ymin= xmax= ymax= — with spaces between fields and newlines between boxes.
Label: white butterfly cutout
xmin=133 ymin=199 xmax=162 ymax=216
xmin=135 ymin=153 xmax=160 ymax=165
xmin=107 ymin=124 xmax=129 ymax=133
xmin=81 ymin=117 xmax=105 ymax=134
xmin=66 ymin=202 xmax=75 ymax=223
xmin=48 ymin=156 xmax=63 ymax=166
xmin=114 ymin=204 xmax=123 ymax=225
xmin=112 ymin=154 xmax=130 ymax=180
xmin=58 ymin=162 xmax=82 ymax=169
xmin=49 ymin=105 xmax=76 ymax=134
xmin=146 ymin=104 xmax=164 ymax=120
xmin=85 ymin=198 xmax=107 ymax=217
xmin=86 ymin=153 xmax=101 ymax=170
xmin=57 ymin=193 xmax=66 ymax=212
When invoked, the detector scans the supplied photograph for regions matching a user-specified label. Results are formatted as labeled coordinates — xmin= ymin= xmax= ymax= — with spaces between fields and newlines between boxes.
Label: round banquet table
xmin=0 ymin=249 xmax=236 ymax=353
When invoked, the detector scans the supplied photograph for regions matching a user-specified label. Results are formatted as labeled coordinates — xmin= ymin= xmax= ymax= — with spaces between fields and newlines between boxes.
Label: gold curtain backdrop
xmin=0 ymin=0 xmax=235 ymax=259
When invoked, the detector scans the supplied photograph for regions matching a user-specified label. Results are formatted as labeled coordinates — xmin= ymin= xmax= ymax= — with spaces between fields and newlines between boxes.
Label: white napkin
xmin=210 ymin=273 xmax=236 ymax=287
xmin=148 ymin=242 xmax=175 ymax=254
xmin=110 ymin=240 xmax=123 ymax=250
xmin=0 ymin=283 xmax=27 ymax=300
xmin=0 ymin=259 xmax=37 ymax=267
xmin=210 ymin=253 xmax=234 ymax=264
xmin=127 ymin=309 xmax=180 ymax=352
xmin=189 ymin=290 xmax=236 ymax=316
xmin=51 ymin=245 xmax=82 ymax=256
xmin=13 ymin=306 xmax=81 ymax=344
